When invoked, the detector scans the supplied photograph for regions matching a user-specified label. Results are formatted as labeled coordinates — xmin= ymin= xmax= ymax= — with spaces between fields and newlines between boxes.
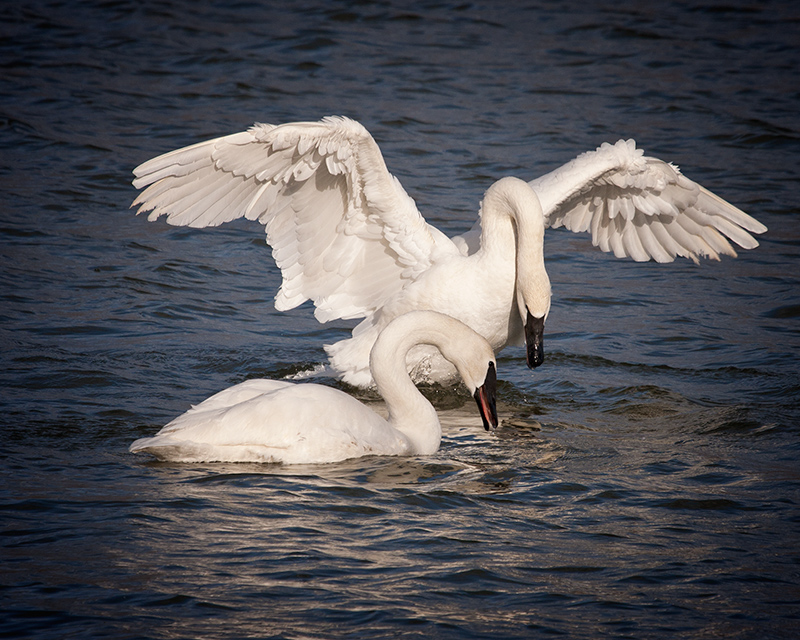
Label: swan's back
xmin=129 ymin=380 xmax=410 ymax=464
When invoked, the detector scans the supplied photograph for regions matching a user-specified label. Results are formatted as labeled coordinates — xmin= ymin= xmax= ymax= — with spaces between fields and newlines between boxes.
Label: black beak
xmin=525 ymin=309 xmax=545 ymax=369
xmin=473 ymin=361 xmax=498 ymax=431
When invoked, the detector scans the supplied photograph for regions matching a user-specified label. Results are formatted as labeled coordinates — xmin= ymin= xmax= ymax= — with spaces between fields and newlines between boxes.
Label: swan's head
xmin=486 ymin=177 xmax=552 ymax=370
xmin=450 ymin=350 xmax=497 ymax=432
xmin=375 ymin=311 xmax=499 ymax=431
xmin=431 ymin=313 xmax=499 ymax=432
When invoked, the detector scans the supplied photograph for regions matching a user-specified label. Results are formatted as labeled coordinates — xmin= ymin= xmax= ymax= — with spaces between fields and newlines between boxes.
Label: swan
xmin=129 ymin=310 xmax=498 ymax=464
xmin=131 ymin=116 xmax=767 ymax=387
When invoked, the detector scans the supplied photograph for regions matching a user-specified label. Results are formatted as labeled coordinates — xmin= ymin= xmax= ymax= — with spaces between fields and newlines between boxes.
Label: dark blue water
xmin=2 ymin=1 xmax=799 ymax=638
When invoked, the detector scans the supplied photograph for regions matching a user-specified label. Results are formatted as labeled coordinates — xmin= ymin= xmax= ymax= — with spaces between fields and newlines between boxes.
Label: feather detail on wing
xmin=529 ymin=139 xmax=767 ymax=264
xmin=132 ymin=116 xmax=458 ymax=322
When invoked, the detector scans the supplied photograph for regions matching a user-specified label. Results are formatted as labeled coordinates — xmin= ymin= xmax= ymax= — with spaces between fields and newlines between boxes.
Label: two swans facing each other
xmin=129 ymin=311 xmax=498 ymax=464
xmin=131 ymin=116 xmax=767 ymax=387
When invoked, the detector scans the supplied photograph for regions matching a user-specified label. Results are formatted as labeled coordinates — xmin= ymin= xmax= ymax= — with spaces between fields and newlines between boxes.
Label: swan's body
xmin=132 ymin=116 xmax=767 ymax=387
xmin=129 ymin=311 xmax=498 ymax=464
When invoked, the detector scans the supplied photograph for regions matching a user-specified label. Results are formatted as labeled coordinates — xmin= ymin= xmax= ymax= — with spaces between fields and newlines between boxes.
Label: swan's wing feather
xmin=451 ymin=219 xmax=482 ymax=256
xmin=132 ymin=116 xmax=459 ymax=322
xmin=530 ymin=139 xmax=767 ymax=263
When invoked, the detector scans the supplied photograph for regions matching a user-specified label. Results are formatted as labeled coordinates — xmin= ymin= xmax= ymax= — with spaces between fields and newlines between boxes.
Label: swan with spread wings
xmin=131 ymin=116 xmax=766 ymax=387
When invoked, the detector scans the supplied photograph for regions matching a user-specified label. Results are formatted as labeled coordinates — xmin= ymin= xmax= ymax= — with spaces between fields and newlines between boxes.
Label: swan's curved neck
xmin=369 ymin=319 xmax=443 ymax=455
xmin=479 ymin=177 xmax=551 ymax=319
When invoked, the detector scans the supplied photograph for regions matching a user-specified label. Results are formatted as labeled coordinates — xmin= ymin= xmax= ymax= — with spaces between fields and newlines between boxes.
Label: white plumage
xmin=129 ymin=311 xmax=498 ymax=464
xmin=132 ymin=116 xmax=767 ymax=387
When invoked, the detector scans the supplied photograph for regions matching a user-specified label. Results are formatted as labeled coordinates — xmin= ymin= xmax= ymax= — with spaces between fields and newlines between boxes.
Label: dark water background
xmin=2 ymin=1 xmax=799 ymax=638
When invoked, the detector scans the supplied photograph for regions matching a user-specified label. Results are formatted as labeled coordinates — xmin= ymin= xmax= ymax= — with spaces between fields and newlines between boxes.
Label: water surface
xmin=2 ymin=1 xmax=799 ymax=638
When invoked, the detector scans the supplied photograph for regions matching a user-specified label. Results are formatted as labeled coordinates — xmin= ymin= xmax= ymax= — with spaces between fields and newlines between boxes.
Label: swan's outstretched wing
xmin=132 ymin=116 xmax=459 ymax=322
xmin=529 ymin=139 xmax=767 ymax=263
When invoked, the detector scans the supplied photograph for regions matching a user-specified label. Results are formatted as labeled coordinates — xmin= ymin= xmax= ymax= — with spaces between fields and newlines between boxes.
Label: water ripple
xmin=2 ymin=1 xmax=799 ymax=638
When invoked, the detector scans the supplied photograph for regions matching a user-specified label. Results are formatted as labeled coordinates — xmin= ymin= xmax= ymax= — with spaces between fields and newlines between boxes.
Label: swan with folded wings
xmin=129 ymin=310 xmax=498 ymax=464
xmin=131 ymin=116 xmax=766 ymax=388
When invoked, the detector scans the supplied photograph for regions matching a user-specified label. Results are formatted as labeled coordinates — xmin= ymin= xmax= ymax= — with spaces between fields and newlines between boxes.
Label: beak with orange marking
xmin=473 ymin=361 xmax=498 ymax=431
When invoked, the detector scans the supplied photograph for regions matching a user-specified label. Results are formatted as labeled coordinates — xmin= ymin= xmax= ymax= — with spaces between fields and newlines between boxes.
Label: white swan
xmin=131 ymin=116 xmax=767 ymax=387
xmin=129 ymin=310 xmax=498 ymax=464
